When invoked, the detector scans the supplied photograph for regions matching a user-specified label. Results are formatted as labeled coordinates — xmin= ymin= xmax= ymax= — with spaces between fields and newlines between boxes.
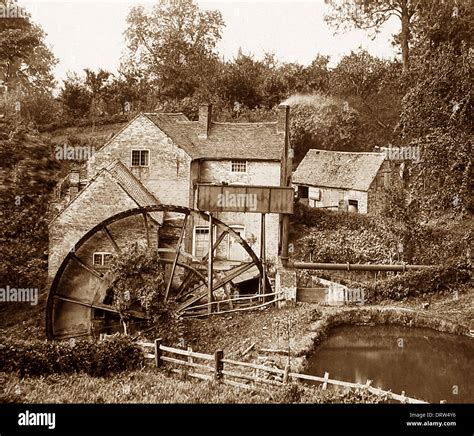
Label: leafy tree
xmin=122 ymin=0 xmax=224 ymax=100
xmin=325 ymin=0 xmax=419 ymax=70
xmin=284 ymin=94 xmax=360 ymax=164
xmin=0 ymin=120 xmax=59 ymax=286
xmin=84 ymin=68 xmax=112 ymax=117
xmin=58 ymin=73 xmax=92 ymax=119
xmin=220 ymin=52 xmax=266 ymax=109
xmin=330 ymin=50 xmax=403 ymax=148
xmin=0 ymin=0 xmax=57 ymax=95
xmin=398 ymin=1 xmax=472 ymax=214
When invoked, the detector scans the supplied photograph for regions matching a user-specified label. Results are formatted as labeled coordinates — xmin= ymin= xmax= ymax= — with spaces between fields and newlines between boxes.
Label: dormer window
xmin=231 ymin=160 xmax=247 ymax=173
xmin=131 ymin=150 xmax=149 ymax=167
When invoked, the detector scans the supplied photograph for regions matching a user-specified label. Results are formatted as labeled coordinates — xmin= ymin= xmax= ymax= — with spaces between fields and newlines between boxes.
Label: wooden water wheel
xmin=46 ymin=205 xmax=271 ymax=340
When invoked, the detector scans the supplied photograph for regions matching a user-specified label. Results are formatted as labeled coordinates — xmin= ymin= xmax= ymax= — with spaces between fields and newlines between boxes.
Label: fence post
xmin=283 ymin=363 xmax=290 ymax=384
xmin=155 ymin=338 xmax=162 ymax=369
xmin=214 ymin=350 xmax=224 ymax=381
xmin=322 ymin=371 xmax=329 ymax=390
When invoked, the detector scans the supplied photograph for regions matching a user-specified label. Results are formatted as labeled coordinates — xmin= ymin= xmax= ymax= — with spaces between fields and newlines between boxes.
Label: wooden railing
xmin=180 ymin=291 xmax=284 ymax=318
xmin=137 ymin=339 xmax=427 ymax=404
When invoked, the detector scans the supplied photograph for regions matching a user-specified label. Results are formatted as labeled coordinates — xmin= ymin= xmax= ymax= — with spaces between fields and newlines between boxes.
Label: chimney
xmin=198 ymin=104 xmax=212 ymax=139
xmin=277 ymin=104 xmax=289 ymax=135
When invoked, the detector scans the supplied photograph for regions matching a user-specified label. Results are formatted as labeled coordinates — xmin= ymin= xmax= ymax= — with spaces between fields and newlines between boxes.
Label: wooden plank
xmin=70 ymin=254 xmax=103 ymax=279
xmin=296 ymin=287 xmax=327 ymax=303
xmin=197 ymin=185 xmax=294 ymax=214
xmin=159 ymin=345 xmax=214 ymax=361
xmin=164 ymin=214 xmax=187 ymax=301
xmin=220 ymin=358 xmax=285 ymax=375
xmin=161 ymin=356 xmax=214 ymax=372
xmin=208 ymin=214 xmax=214 ymax=315
xmin=170 ymin=368 xmax=213 ymax=382
xmin=102 ymin=225 xmax=122 ymax=254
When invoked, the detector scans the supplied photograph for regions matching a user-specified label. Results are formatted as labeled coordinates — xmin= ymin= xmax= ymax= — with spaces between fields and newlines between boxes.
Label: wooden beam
xmin=102 ymin=225 xmax=122 ymax=254
xmin=207 ymin=213 xmax=214 ymax=315
xmin=164 ymin=215 xmax=188 ymax=301
xmin=175 ymin=230 xmax=228 ymax=297
xmin=260 ymin=213 xmax=266 ymax=297
xmin=142 ymin=212 xmax=151 ymax=248
xmin=69 ymin=254 xmax=103 ymax=279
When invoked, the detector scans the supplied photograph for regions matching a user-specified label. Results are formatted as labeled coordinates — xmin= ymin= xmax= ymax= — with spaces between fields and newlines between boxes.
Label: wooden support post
xmin=164 ymin=214 xmax=188 ymax=301
xmin=214 ymin=349 xmax=223 ymax=381
xmin=283 ymin=363 xmax=290 ymax=384
xmin=143 ymin=212 xmax=151 ymax=248
xmin=280 ymin=215 xmax=290 ymax=267
xmin=208 ymin=214 xmax=214 ymax=315
xmin=155 ymin=338 xmax=162 ymax=369
xmin=187 ymin=346 xmax=193 ymax=365
xmin=260 ymin=213 xmax=266 ymax=300
xmin=322 ymin=371 xmax=329 ymax=390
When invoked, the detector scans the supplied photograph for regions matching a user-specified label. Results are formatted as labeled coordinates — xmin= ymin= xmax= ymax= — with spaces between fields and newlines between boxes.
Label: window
xmin=131 ymin=150 xmax=149 ymax=167
xmin=193 ymin=226 xmax=210 ymax=259
xmin=93 ymin=252 xmax=113 ymax=267
xmin=231 ymin=160 xmax=247 ymax=173
xmin=298 ymin=186 xmax=309 ymax=199
xmin=348 ymin=200 xmax=359 ymax=212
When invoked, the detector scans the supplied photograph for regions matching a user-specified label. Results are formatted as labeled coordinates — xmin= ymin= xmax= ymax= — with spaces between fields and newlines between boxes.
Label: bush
xmin=0 ymin=335 xmax=144 ymax=378
xmin=359 ymin=263 xmax=471 ymax=302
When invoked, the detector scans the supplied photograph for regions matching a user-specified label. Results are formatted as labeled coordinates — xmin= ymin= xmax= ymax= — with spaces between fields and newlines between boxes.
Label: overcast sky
xmin=20 ymin=0 xmax=400 ymax=86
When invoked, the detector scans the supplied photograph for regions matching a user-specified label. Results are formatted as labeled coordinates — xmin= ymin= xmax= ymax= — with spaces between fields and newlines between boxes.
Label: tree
xmin=325 ymin=0 xmax=419 ymax=70
xmin=398 ymin=0 xmax=473 ymax=214
xmin=330 ymin=50 xmax=403 ymax=148
xmin=0 ymin=0 xmax=57 ymax=94
xmin=0 ymin=120 xmax=59 ymax=286
xmin=84 ymin=68 xmax=112 ymax=118
xmin=283 ymin=94 xmax=360 ymax=164
xmin=220 ymin=52 xmax=266 ymax=109
xmin=122 ymin=0 xmax=224 ymax=100
xmin=58 ymin=73 xmax=92 ymax=119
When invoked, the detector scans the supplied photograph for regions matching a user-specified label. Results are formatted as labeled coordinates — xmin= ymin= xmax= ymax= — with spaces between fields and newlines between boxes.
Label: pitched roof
xmin=144 ymin=113 xmax=284 ymax=161
xmin=293 ymin=149 xmax=386 ymax=191
xmin=50 ymin=160 xmax=163 ymax=225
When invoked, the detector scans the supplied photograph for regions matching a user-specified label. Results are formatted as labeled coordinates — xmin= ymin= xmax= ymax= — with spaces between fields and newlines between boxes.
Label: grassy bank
xmin=1 ymin=369 xmax=387 ymax=404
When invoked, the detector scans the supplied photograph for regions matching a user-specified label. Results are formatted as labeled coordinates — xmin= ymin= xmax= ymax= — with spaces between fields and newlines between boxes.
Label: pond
xmin=304 ymin=325 xmax=474 ymax=403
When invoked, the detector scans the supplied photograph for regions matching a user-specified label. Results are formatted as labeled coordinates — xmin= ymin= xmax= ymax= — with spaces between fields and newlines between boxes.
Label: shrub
xmin=0 ymin=335 xmax=144 ymax=378
xmin=358 ymin=263 xmax=471 ymax=303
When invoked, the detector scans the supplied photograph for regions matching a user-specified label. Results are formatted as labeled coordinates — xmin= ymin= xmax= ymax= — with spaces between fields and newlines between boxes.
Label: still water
xmin=304 ymin=325 xmax=474 ymax=403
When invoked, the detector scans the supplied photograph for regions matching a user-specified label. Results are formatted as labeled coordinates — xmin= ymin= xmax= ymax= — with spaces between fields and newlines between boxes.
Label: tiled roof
xmin=145 ymin=114 xmax=284 ymax=161
xmin=106 ymin=160 xmax=163 ymax=224
xmin=293 ymin=149 xmax=386 ymax=191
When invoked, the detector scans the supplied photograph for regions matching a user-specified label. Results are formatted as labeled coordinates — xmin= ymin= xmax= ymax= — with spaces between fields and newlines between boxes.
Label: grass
xmin=1 ymin=369 xmax=387 ymax=404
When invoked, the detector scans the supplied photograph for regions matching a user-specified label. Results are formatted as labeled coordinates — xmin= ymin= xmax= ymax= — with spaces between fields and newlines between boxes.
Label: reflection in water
xmin=304 ymin=325 xmax=474 ymax=403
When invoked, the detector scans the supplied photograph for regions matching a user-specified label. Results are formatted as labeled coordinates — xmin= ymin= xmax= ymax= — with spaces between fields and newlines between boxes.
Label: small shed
xmin=293 ymin=149 xmax=397 ymax=214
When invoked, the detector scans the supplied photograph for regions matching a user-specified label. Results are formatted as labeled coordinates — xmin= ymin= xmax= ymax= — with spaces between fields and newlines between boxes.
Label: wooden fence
xmin=181 ymin=291 xmax=284 ymax=318
xmin=137 ymin=339 xmax=427 ymax=404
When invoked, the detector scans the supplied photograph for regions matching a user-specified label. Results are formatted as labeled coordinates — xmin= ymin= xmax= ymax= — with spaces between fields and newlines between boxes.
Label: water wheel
xmin=46 ymin=205 xmax=271 ymax=340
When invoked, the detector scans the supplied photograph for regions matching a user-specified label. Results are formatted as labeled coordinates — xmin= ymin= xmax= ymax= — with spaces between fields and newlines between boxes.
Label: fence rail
xmin=138 ymin=339 xmax=427 ymax=404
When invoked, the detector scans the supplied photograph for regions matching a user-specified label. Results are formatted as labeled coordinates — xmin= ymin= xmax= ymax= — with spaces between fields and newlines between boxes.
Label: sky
xmin=20 ymin=0 xmax=401 ymax=86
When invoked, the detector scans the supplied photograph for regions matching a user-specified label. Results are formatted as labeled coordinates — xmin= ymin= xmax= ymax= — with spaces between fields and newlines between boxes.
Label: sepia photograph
xmin=0 ymin=0 xmax=472 ymax=433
